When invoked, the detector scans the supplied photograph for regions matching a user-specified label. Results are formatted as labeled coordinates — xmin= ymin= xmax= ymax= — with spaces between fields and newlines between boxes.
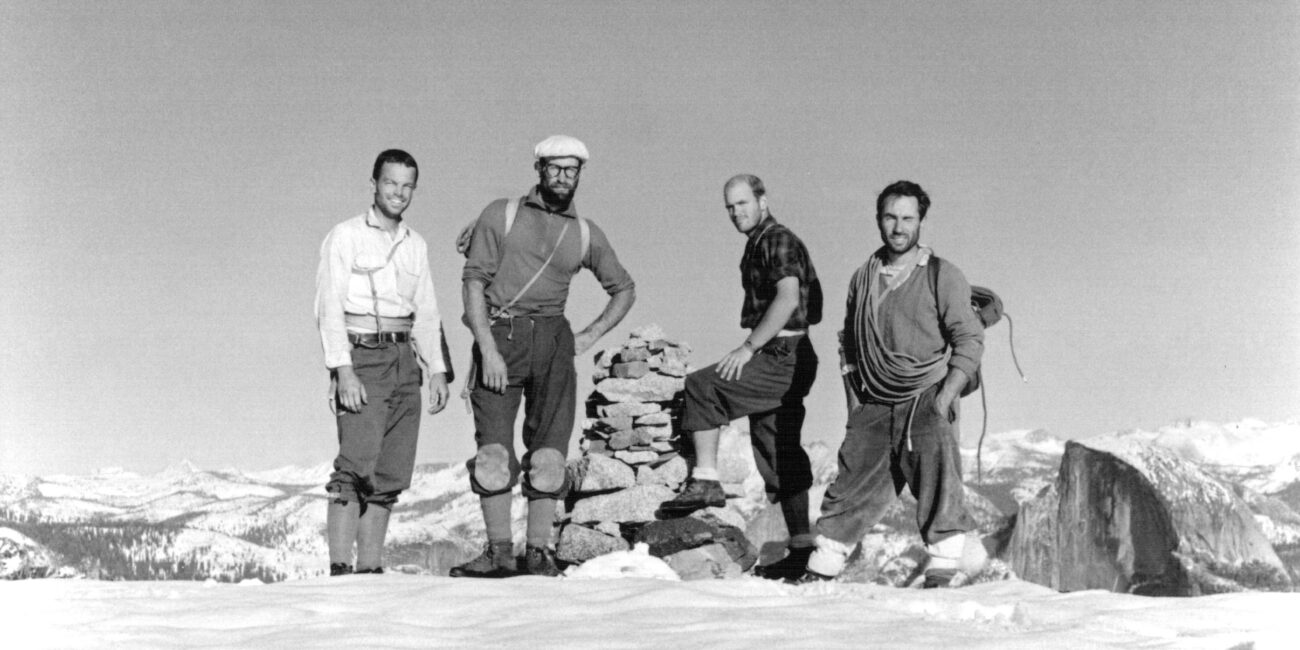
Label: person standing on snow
xmin=801 ymin=180 xmax=984 ymax=587
xmin=315 ymin=149 xmax=452 ymax=576
xmin=452 ymin=135 xmax=636 ymax=577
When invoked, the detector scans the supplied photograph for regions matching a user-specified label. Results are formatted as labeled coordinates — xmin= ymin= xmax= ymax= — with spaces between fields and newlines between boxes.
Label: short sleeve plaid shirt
xmin=739 ymin=215 xmax=823 ymax=330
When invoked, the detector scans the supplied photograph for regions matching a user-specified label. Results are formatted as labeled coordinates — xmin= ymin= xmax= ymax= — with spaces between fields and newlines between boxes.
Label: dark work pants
xmin=681 ymin=335 xmax=817 ymax=501
xmin=815 ymin=382 xmax=974 ymax=546
xmin=468 ymin=315 xmax=575 ymax=499
xmin=327 ymin=341 xmax=422 ymax=506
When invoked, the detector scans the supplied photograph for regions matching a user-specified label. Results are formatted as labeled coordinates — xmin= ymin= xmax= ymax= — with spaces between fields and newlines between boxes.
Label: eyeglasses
xmin=542 ymin=163 xmax=582 ymax=179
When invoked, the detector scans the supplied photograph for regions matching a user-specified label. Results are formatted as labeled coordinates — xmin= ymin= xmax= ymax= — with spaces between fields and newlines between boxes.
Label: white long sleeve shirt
xmin=314 ymin=208 xmax=447 ymax=374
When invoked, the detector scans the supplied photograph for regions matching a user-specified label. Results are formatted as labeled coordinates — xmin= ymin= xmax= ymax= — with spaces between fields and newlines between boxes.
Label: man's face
xmin=877 ymin=194 xmax=922 ymax=257
xmin=371 ymin=162 xmax=417 ymax=219
xmin=536 ymin=156 xmax=582 ymax=203
xmin=724 ymin=181 xmax=767 ymax=235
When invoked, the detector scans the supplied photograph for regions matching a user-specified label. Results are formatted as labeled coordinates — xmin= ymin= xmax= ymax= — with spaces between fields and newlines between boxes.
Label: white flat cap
xmin=534 ymin=135 xmax=589 ymax=162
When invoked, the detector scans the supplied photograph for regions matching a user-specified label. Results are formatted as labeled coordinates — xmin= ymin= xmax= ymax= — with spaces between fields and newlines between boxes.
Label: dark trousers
xmin=816 ymin=382 xmax=974 ymax=546
xmin=681 ymin=335 xmax=817 ymax=500
xmin=327 ymin=341 xmax=422 ymax=505
xmin=468 ymin=315 xmax=576 ymax=499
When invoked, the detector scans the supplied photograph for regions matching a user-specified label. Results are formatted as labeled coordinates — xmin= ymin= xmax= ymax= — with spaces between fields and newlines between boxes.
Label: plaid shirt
xmin=739 ymin=215 xmax=823 ymax=329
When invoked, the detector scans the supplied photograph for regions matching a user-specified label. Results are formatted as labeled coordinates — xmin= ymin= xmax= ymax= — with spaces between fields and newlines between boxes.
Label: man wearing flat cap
xmin=453 ymin=135 xmax=636 ymax=577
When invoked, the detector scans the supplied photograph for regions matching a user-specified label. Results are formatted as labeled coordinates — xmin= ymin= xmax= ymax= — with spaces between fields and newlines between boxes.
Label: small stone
xmin=594 ymin=521 xmax=623 ymax=537
xmin=613 ymin=361 xmax=651 ymax=379
xmin=569 ymin=485 xmax=676 ymax=524
xmin=597 ymin=402 xmax=662 ymax=418
xmin=616 ymin=347 xmax=651 ymax=363
xmin=635 ymin=412 xmax=672 ymax=426
xmin=657 ymin=359 xmax=689 ymax=377
xmin=635 ymin=455 xmax=688 ymax=489
xmin=650 ymin=440 xmax=675 ymax=452
xmin=600 ymin=415 xmax=635 ymax=431
xmin=664 ymin=544 xmax=745 ymax=580
xmin=614 ymin=450 xmax=660 ymax=465
xmin=633 ymin=428 xmax=662 ymax=446
xmin=568 ymin=453 xmax=636 ymax=493
xmin=607 ymin=431 xmax=635 ymax=451
xmin=645 ymin=339 xmax=668 ymax=352
xmin=596 ymin=374 xmax=684 ymax=403
xmin=557 ymin=523 xmax=629 ymax=564
xmin=580 ymin=438 xmax=608 ymax=454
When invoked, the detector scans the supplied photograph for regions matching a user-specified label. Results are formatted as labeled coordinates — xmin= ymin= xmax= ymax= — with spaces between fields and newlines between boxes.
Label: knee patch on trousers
xmin=473 ymin=444 xmax=512 ymax=492
xmin=527 ymin=448 xmax=566 ymax=493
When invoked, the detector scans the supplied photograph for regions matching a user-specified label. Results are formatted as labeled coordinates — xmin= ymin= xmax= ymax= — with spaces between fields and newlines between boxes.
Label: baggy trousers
xmin=467 ymin=315 xmax=575 ymax=499
xmin=327 ymin=341 xmax=422 ymax=506
xmin=816 ymin=381 xmax=973 ymax=546
xmin=681 ymin=334 xmax=817 ymax=500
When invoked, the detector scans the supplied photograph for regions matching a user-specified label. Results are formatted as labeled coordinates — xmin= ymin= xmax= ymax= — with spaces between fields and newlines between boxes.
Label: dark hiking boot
xmin=449 ymin=541 xmax=517 ymax=578
xmin=329 ymin=563 xmax=353 ymax=577
xmin=657 ymin=478 xmax=726 ymax=516
xmin=793 ymin=569 xmax=835 ymax=584
xmin=753 ymin=546 xmax=814 ymax=583
xmin=524 ymin=545 xmax=561 ymax=577
xmin=354 ymin=567 xmax=384 ymax=575
xmin=923 ymin=569 xmax=958 ymax=589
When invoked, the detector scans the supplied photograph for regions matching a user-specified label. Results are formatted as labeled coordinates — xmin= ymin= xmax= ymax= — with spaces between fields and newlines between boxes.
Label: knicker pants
xmin=467 ymin=315 xmax=575 ymax=499
xmin=327 ymin=341 xmax=422 ymax=507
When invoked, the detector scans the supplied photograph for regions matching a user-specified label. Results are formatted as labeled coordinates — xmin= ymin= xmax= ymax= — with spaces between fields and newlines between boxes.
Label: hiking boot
xmin=753 ymin=546 xmax=814 ymax=583
xmin=923 ymin=569 xmax=957 ymax=589
xmin=524 ymin=545 xmax=561 ymax=577
xmin=354 ymin=566 xmax=384 ymax=575
xmin=329 ymin=563 xmax=353 ymax=576
xmin=657 ymin=478 xmax=726 ymax=517
xmin=449 ymin=541 xmax=517 ymax=578
xmin=793 ymin=569 xmax=835 ymax=584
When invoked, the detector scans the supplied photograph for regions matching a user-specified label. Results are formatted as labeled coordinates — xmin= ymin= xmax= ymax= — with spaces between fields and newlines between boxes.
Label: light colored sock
xmin=326 ymin=500 xmax=360 ymax=566
xmin=526 ymin=498 xmax=557 ymax=548
xmin=806 ymin=534 xmax=853 ymax=577
xmin=692 ymin=467 xmax=720 ymax=481
xmin=924 ymin=533 xmax=966 ymax=571
xmin=355 ymin=505 xmax=391 ymax=570
xmin=481 ymin=493 xmax=513 ymax=543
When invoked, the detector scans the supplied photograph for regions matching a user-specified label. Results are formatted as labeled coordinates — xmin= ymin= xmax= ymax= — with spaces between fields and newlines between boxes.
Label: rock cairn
xmin=557 ymin=325 xmax=758 ymax=579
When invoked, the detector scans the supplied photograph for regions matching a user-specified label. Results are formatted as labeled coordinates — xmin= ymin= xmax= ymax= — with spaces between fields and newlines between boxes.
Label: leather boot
xmin=449 ymin=540 xmax=517 ymax=578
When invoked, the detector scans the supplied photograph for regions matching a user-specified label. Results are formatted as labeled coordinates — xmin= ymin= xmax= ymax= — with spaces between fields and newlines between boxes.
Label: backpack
xmin=928 ymin=258 xmax=1027 ymax=482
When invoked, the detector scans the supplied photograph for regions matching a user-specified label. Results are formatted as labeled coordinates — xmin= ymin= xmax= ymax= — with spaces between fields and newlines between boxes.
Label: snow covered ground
xmin=4 ymin=570 xmax=1294 ymax=649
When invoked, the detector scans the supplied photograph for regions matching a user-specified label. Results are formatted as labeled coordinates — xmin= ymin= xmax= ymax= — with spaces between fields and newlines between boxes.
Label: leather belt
xmin=348 ymin=331 xmax=411 ymax=345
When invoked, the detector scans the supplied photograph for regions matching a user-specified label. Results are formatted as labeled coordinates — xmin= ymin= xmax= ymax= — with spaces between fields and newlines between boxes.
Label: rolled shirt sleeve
xmin=583 ymin=220 xmax=635 ymax=296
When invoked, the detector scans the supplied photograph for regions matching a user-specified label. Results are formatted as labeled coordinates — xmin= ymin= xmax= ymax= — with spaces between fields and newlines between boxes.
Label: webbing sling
xmin=460 ymin=197 xmax=583 ymax=409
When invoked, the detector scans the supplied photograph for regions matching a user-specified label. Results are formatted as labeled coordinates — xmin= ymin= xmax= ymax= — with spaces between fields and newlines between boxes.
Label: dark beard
xmin=538 ymin=183 xmax=574 ymax=210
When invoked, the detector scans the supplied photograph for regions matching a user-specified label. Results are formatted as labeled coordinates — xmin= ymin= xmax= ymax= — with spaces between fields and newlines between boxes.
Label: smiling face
xmin=877 ymin=194 xmax=922 ymax=259
xmin=370 ymin=162 xmax=417 ymax=220
xmin=724 ymin=180 xmax=767 ymax=235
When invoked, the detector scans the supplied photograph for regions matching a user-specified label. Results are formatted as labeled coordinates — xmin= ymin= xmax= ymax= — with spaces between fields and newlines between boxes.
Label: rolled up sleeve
xmin=585 ymin=222 xmax=635 ymax=295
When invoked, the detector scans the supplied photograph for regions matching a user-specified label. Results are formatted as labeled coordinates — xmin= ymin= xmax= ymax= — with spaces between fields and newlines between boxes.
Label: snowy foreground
xmin=4 ymin=571 xmax=1295 ymax=649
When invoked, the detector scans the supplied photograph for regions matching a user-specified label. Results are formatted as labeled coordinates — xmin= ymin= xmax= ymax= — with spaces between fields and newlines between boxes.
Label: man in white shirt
xmin=314 ymin=149 xmax=450 ymax=576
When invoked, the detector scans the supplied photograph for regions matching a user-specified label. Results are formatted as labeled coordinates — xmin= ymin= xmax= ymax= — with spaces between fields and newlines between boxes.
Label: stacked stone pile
xmin=557 ymin=325 xmax=759 ymax=579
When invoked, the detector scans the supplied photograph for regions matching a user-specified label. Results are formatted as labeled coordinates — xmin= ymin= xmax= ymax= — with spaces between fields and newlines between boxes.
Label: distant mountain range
xmin=3 ymin=419 xmax=1298 ymax=583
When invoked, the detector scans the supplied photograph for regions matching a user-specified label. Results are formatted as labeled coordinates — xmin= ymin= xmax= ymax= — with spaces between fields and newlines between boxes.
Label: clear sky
xmin=2 ymin=1 xmax=1297 ymax=476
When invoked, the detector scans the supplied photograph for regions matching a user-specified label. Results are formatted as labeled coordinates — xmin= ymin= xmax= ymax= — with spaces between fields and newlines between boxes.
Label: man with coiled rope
xmin=801 ymin=180 xmax=984 ymax=588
